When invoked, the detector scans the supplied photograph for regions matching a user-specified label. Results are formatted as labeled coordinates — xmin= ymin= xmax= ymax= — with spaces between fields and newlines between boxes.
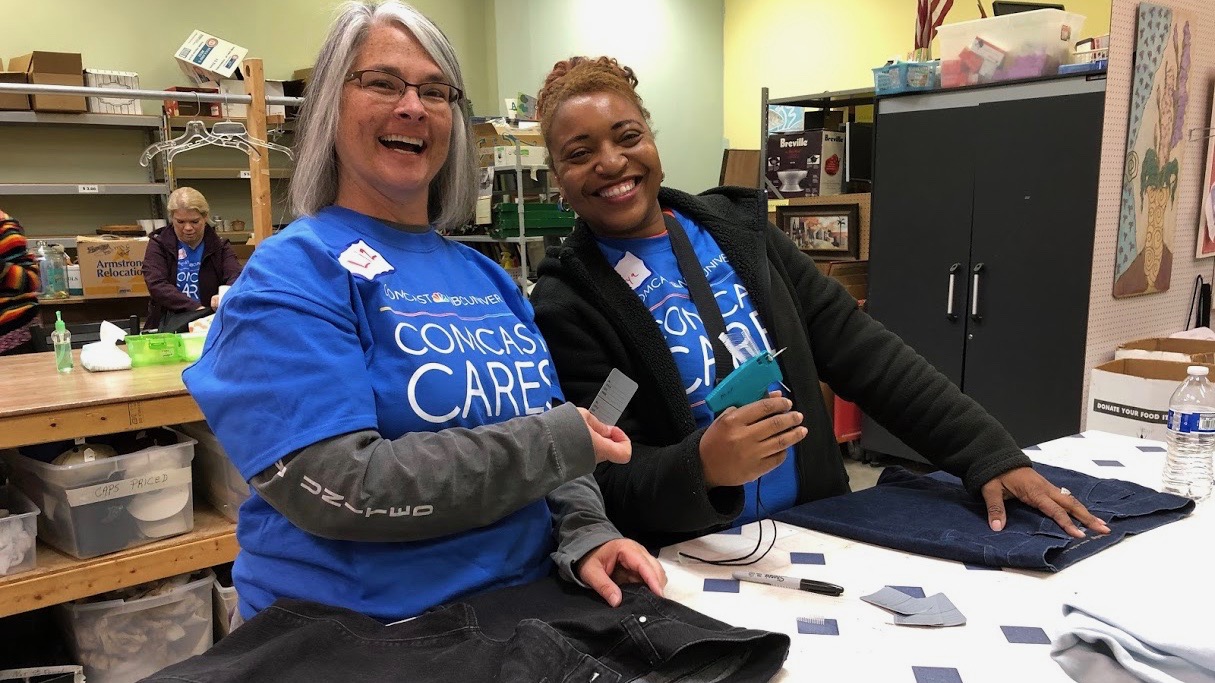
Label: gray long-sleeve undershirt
xmin=248 ymin=402 xmax=621 ymax=582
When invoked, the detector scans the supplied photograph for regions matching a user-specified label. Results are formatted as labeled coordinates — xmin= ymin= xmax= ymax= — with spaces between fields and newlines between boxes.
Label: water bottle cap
xmin=1188 ymin=365 xmax=1209 ymax=377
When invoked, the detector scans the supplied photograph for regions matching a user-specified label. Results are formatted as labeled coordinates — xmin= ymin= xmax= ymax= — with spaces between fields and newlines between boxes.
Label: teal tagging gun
xmin=704 ymin=330 xmax=787 ymax=413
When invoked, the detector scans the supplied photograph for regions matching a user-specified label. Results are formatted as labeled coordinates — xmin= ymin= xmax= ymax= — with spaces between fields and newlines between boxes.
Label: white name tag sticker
xmin=588 ymin=368 xmax=639 ymax=427
xmin=614 ymin=252 xmax=651 ymax=290
xmin=339 ymin=240 xmax=395 ymax=280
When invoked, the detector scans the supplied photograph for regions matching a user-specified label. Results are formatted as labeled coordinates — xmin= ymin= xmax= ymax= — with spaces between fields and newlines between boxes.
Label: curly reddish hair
xmin=536 ymin=56 xmax=651 ymax=146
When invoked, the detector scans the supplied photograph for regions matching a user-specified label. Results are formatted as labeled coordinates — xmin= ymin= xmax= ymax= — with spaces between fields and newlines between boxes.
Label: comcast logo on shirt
xmin=383 ymin=285 xmax=504 ymax=307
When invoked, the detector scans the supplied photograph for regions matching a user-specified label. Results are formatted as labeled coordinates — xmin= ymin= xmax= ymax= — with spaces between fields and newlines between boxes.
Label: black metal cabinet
xmin=861 ymin=77 xmax=1106 ymax=461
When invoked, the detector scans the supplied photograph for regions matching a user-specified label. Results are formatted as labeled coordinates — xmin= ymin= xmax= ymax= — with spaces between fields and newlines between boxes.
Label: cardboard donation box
xmin=473 ymin=120 xmax=547 ymax=170
xmin=1088 ymin=358 xmax=1215 ymax=440
xmin=75 ymin=236 xmax=149 ymax=298
xmin=1115 ymin=338 xmax=1215 ymax=365
xmin=8 ymin=52 xmax=86 ymax=112
xmin=174 ymin=30 xmax=248 ymax=86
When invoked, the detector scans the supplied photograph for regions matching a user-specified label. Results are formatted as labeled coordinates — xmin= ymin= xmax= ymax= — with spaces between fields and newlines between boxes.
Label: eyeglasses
xmin=346 ymin=69 xmax=463 ymax=106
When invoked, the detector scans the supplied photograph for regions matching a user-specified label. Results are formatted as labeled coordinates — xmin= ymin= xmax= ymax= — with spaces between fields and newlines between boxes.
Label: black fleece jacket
xmin=531 ymin=186 xmax=1031 ymax=547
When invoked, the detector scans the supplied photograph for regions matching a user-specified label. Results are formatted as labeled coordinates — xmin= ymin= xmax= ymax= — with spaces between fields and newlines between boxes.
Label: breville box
xmin=473 ymin=120 xmax=547 ymax=169
xmin=75 ymin=236 xmax=149 ymax=298
xmin=7 ymin=52 xmax=86 ymax=112
xmin=219 ymin=78 xmax=286 ymax=118
xmin=1087 ymin=358 xmax=1215 ymax=440
xmin=764 ymin=129 xmax=846 ymax=198
xmin=174 ymin=30 xmax=248 ymax=86
xmin=83 ymin=69 xmax=143 ymax=115
xmin=0 ymin=68 xmax=31 ymax=111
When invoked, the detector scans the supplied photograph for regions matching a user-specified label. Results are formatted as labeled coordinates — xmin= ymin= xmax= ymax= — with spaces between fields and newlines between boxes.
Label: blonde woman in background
xmin=142 ymin=186 xmax=241 ymax=331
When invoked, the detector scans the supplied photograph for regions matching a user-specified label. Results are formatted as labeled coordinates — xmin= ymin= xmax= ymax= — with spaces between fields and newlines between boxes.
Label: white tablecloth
xmin=658 ymin=431 xmax=1209 ymax=683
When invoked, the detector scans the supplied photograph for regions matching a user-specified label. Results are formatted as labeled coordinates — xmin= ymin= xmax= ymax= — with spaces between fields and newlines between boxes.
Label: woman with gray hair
xmin=183 ymin=0 xmax=664 ymax=624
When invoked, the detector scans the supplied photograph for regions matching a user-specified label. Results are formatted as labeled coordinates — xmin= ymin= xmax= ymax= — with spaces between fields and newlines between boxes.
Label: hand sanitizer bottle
xmin=52 ymin=311 xmax=73 ymax=373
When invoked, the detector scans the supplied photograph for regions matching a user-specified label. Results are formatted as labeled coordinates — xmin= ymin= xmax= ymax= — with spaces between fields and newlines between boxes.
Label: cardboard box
xmin=219 ymin=78 xmax=285 ymax=118
xmin=1114 ymin=338 xmax=1215 ymax=364
xmin=0 ymin=70 xmax=31 ymax=111
xmin=764 ymin=130 xmax=846 ymax=198
xmin=291 ymin=67 xmax=313 ymax=83
xmin=83 ymin=69 xmax=142 ymax=115
xmin=163 ymin=86 xmax=220 ymax=117
xmin=174 ymin=30 xmax=248 ymax=86
xmin=1087 ymin=358 xmax=1215 ymax=440
xmin=8 ymin=52 xmax=85 ymax=112
xmin=75 ymin=236 xmax=149 ymax=298
xmin=473 ymin=120 xmax=547 ymax=169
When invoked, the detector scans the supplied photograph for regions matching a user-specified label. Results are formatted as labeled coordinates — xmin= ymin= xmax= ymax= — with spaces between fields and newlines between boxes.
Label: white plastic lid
xmin=1188 ymin=366 xmax=1210 ymax=376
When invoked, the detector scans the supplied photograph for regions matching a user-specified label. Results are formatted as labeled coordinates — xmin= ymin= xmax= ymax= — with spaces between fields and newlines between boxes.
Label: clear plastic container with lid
xmin=34 ymin=241 xmax=70 ymax=299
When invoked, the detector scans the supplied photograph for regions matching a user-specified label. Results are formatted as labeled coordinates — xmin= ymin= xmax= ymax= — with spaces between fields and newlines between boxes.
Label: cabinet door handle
xmin=945 ymin=262 xmax=961 ymax=321
xmin=970 ymin=262 xmax=985 ymax=322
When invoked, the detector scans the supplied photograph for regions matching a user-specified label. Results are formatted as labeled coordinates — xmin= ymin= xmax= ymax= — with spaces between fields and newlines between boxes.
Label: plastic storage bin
xmin=0 ymin=485 xmax=40 ymax=577
xmin=178 ymin=332 xmax=207 ymax=362
xmin=58 ymin=570 xmax=214 ymax=683
xmin=177 ymin=421 xmax=248 ymax=522
xmin=489 ymin=202 xmax=575 ymax=239
xmin=125 ymin=333 xmax=184 ymax=367
xmin=873 ymin=61 xmax=939 ymax=95
xmin=938 ymin=9 xmax=1086 ymax=87
xmin=1 ymin=433 xmax=197 ymax=559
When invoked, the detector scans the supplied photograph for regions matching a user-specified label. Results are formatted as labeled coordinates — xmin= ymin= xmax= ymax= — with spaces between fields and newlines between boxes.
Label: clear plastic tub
xmin=1 ymin=434 xmax=196 ymax=559
xmin=938 ymin=9 xmax=1086 ymax=87
xmin=178 ymin=332 xmax=207 ymax=362
xmin=58 ymin=570 xmax=214 ymax=683
xmin=0 ymin=485 xmax=40 ymax=577
xmin=177 ymin=421 xmax=248 ymax=522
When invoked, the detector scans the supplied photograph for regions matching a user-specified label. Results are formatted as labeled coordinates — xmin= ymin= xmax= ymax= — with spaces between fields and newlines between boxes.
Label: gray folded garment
xmin=1050 ymin=596 xmax=1215 ymax=683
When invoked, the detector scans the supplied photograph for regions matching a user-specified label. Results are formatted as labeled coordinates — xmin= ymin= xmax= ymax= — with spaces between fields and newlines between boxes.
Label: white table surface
xmin=657 ymin=431 xmax=1208 ymax=683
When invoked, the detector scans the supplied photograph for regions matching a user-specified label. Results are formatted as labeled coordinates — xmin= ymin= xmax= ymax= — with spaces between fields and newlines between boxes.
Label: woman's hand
xmin=577 ymin=408 xmax=631 ymax=465
xmin=699 ymin=391 xmax=806 ymax=488
xmin=981 ymin=467 xmax=1111 ymax=538
xmin=576 ymin=538 xmax=667 ymax=607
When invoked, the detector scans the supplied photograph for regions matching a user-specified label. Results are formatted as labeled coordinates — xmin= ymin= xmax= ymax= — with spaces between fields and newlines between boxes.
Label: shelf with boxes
xmin=759 ymin=86 xmax=875 ymax=200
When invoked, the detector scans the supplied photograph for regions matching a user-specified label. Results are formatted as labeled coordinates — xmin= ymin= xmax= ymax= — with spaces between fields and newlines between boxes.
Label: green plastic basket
xmin=125 ymin=333 xmax=184 ymax=367
xmin=489 ymin=202 xmax=575 ymax=239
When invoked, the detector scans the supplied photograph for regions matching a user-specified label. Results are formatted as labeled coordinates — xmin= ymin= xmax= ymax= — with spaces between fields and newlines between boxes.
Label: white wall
xmin=491 ymin=0 xmax=726 ymax=193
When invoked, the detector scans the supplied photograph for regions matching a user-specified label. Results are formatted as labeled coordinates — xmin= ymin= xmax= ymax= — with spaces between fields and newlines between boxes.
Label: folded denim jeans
xmin=774 ymin=462 xmax=1194 ymax=571
xmin=141 ymin=576 xmax=790 ymax=683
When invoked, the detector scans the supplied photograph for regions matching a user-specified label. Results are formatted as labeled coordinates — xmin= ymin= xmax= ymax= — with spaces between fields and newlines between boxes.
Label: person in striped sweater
xmin=0 ymin=210 xmax=40 ymax=355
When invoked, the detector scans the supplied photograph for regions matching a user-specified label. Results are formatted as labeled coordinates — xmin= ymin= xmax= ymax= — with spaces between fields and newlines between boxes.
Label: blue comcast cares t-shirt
xmin=183 ymin=206 xmax=562 ymax=621
xmin=176 ymin=240 xmax=204 ymax=301
xmin=596 ymin=210 xmax=798 ymax=526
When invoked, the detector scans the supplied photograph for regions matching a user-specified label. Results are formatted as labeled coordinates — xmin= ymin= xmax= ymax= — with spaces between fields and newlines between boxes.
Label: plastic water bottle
xmin=1163 ymin=366 xmax=1215 ymax=501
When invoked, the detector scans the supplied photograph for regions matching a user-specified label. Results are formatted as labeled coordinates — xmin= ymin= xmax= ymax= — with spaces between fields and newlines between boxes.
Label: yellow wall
xmin=4 ymin=0 xmax=495 ymax=117
xmin=723 ymin=0 xmax=1113 ymax=148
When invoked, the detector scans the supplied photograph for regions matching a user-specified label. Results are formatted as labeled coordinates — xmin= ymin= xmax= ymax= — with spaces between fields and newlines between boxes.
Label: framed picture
xmin=776 ymin=204 xmax=861 ymax=260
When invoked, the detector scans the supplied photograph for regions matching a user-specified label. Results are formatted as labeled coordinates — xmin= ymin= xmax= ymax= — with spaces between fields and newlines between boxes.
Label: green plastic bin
xmin=125 ymin=333 xmax=184 ymax=367
xmin=489 ymin=202 xmax=575 ymax=239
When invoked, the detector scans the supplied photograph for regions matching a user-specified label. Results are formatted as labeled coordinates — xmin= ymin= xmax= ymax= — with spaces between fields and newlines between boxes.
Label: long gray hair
xmin=289 ymin=0 xmax=477 ymax=230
